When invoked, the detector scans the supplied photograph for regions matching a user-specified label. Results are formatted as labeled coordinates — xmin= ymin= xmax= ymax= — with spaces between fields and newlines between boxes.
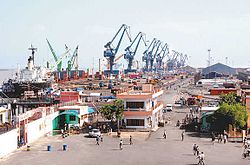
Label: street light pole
xmin=208 ymin=49 xmax=211 ymax=67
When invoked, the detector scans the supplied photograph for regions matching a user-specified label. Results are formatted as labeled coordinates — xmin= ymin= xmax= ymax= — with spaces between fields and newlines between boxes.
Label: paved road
xmin=1 ymin=79 xmax=249 ymax=165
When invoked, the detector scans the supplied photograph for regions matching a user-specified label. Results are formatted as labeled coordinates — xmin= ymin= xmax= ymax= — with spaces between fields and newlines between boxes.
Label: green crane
xmin=65 ymin=45 xmax=79 ymax=71
xmin=46 ymin=38 xmax=66 ymax=72
xmin=48 ymin=50 xmax=70 ymax=71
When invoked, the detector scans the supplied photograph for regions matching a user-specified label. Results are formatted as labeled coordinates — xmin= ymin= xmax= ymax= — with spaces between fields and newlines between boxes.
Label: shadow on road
xmin=182 ymin=153 xmax=194 ymax=156
xmin=84 ymin=135 xmax=95 ymax=138
xmin=155 ymin=137 xmax=166 ymax=139
xmin=186 ymin=132 xmax=212 ymax=138
xmin=174 ymin=111 xmax=188 ymax=114
xmin=111 ymin=148 xmax=122 ymax=151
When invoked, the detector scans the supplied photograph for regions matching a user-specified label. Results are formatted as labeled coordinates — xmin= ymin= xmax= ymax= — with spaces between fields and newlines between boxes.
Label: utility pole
xmin=98 ymin=58 xmax=101 ymax=73
xmin=207 ymin=49 xmax=211 ymax=67
xmin=225 ymin=57 xmax=228 ymax=65
xmin=92 ymin=57 xmax=94 ymax=78
xmin=207 ymin=49 xmax=211 ymax=78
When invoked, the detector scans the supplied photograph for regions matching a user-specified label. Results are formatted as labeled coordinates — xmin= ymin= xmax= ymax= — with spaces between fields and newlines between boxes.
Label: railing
xmin=125 ymin=108 xmax=145 ymax=111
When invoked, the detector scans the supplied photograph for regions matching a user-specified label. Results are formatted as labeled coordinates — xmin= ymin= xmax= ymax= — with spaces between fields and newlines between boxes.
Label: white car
xmin=89 ymin=129 xmax=101 ymax=137
xmin=165 ymin=104 xmax=173 ymax=111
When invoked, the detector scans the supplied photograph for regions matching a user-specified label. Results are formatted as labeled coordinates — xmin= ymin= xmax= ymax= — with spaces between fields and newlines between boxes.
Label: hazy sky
xmin=1 ymin=0 xmax=250 ymax=70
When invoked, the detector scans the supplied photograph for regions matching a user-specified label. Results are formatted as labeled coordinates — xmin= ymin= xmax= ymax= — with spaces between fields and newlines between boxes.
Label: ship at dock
xmin=1 ymin=45 xmax=54 ymax=98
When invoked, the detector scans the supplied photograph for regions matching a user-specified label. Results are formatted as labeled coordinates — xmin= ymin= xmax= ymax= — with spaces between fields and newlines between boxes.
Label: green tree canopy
xmin=219 ymin=92 xmax=241 ymax=105
xmin=208 ymin=103 xmax=248 ymax=132
xmin=99 ymin=99 xmax=124 ymax=122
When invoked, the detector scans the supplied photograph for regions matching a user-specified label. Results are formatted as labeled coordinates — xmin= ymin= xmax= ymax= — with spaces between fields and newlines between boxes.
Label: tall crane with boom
xmin=48 ymin=50 xmax=70 ymax=71
xmin=167 ymin=50 xmax=179 ymax=71
xmin=149 ymin=40 xmax=161 ymax=72
xmin=46 ymin=39 xmax=70 ymax=72
xmin=177 ymin=53 xmax=188 ymax=68
xmin=104 ymin=24 xmax=131 ymax=76
xmin=156 ymin=43 xmax=169 ymax=71
xmin=124 ymin=32 xmax=147 ymax=74
xmin=142 ymin=38 xmax=157 ymax=72
xmin=65 ymin=45 xmax=79 ymax=71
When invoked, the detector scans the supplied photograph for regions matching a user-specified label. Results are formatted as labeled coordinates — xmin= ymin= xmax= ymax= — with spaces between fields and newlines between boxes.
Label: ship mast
xmin=28 ymin=44 xmax=37 ymax=65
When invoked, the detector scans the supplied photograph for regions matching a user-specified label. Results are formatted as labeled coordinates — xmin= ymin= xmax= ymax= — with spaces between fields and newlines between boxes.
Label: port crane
xmin=104 ymin=24 xmax=131 ymax=75
xmin=47 ymin=49 xmax=71 ymax=71
xmin=177 ymin=53 xmax=188 ymax=68
xmin=142 ymin=38 xmax=157 ymax=72
xmin=65 ymin=45 xmax=79 ymax=71
xmin=124 ymin=32 xmax=147 ymax=74
xmin=46 ymin=39 xmax=70 ymax=72
xmin=156 ymin=43 xmax=169 ymax=71
xmin=167 ymin=50 xmax=179 ymax=71
xmin=149 ymin=40 xmax=161 ymax=72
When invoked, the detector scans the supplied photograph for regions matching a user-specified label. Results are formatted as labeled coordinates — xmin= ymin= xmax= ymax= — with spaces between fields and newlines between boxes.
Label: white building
xmin=117 ymin=84 xmax=164 ymax=130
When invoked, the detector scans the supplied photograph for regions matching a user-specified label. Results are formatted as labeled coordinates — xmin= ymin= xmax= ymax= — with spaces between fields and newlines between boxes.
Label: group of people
xmin=119 ymin=135 xmax=133 ymax=150
xmin=217 ymin=133 xmax=227 ymax=144
xmin=96 ymin=134 xmax=133 ymax=150
xmin=162 ymin=130 xmax=185 ymax=141
xmin=193 ymin=144 xmax=205 ymax=165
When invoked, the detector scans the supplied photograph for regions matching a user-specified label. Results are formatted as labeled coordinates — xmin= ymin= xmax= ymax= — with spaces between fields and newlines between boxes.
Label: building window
xmin=127 ymin=119 xmax=144 ymax=126
xmin=126 ymin=102 xmax=144 ymax=109
xmin=70 ymin=115 xmax=76 ymax=121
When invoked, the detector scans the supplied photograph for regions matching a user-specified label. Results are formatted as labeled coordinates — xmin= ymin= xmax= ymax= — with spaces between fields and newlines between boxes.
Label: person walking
xmin=176 ymin=120 xmax=180 ymax=127
xmin=243 ymin=137 xmax=248 ymax=148
xmin=220 ymin=134 xmax=223 ymax=143
xmin=129 ymin=135 xmax=133 ymax=145
xmin=119 ymin=139 xmax=123 ymax=150
xmin=96 ymin=136 xmax=100 ymax=145
xmin=223 ymin=134 xmax=227 ymax=144
xmin=100 ymin=134 xmax=103 ymax=142
xmin=243 ymin=137 xmax=247 ymax=146
xmin=211 ymin=132 xmax=215 ymax=144
xmin=181 ymin=131 xmax=185 ymax=141
xmin=197 ymin=152 xmax=205 ymax=165
xmin=193 ymin=144 xmax=197 ymax=155
xmin=163 ymin=130 xmax=167 ymax=139
xmin=196 ymin=146 xmax=200 ymax=156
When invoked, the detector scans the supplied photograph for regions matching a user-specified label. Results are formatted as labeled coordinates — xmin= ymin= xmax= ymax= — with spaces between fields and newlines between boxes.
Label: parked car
xmin=163 ymin=104 xmax=173 ymax=113
xmin=165 ymin=104 xmax=173 ymax=111
xmin=174 ymin=101 xmax=182 ymax=108
xmin=89 ymin=129 xmax=101 ymax=137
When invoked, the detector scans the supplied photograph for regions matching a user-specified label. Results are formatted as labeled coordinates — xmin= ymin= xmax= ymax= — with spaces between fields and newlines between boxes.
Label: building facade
xmin=117 ymin=84 xmax=164 ymax=130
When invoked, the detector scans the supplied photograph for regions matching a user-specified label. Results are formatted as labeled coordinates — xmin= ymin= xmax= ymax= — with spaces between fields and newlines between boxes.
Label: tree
xmin=99 ymin=104 xmax=114 ymax=121
xmin=113 ymin=99 xmax=124 ymax=121
xmin=208 ymin=103 xmax=248 ymax=132
xmin=99 ymin=99 xmax=124 ymax=123
xmin=219 ymin=92 xmax=241 ymax=105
